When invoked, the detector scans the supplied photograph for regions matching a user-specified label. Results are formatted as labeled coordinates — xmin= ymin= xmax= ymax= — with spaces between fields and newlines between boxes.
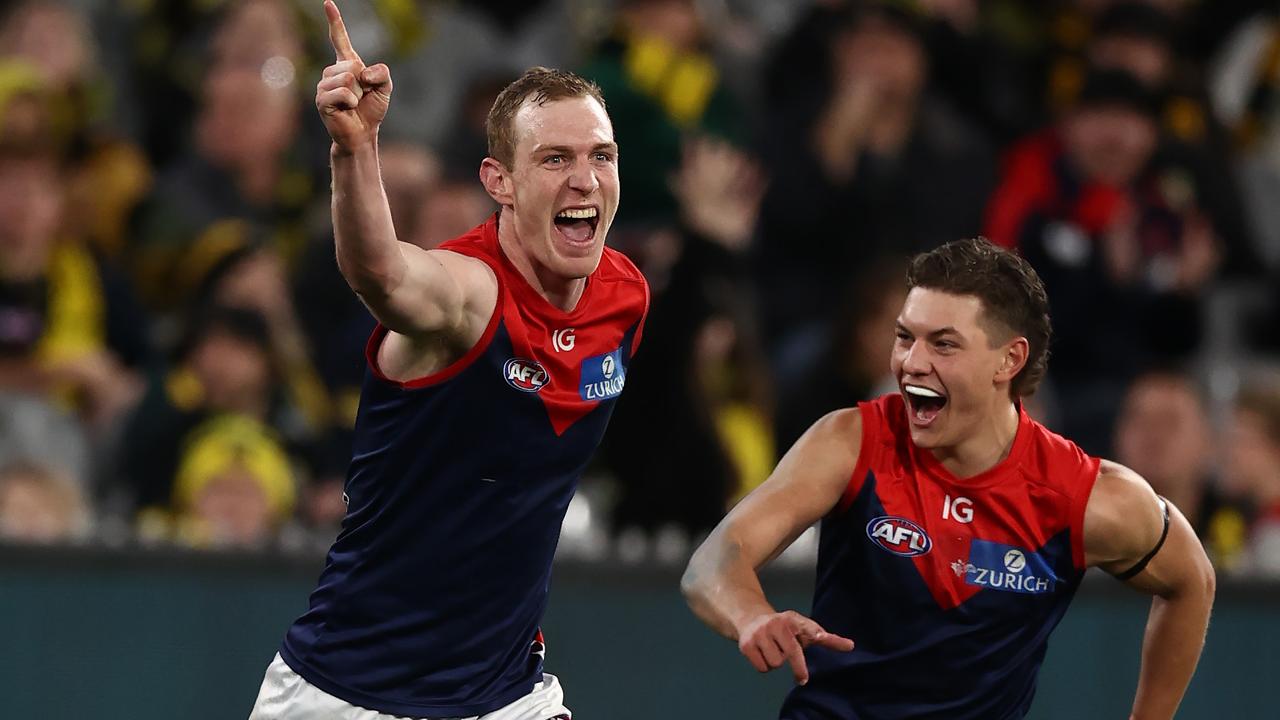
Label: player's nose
xmin=567 ymin=160 xmax=598 ymax=194
xmin=900 ymin=339 xmax=931 ymax=375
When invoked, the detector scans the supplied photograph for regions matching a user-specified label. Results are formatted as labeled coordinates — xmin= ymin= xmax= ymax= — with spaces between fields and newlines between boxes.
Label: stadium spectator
xmin=916 ymin=0 xmax=1043 ymax=144
xmin=1208 ymin=8 xmax=1280 ymax=354
xmin=1210 ymin=8 xmax=1280 ymax=271
xmin=166 ymin=414 xmax=296 ymax=549
xmin=194 ymin=234 xmax=333 ymax=443
xmin=604 ymin=137 xmax=769 ymax=534
xmin=1225 ymin=379 xmax=1280 ymax=578
xmin=775 ymin=256 xmax=907 ymax=451
xmin=117 ymin=306 xmax=278 ymax=514
xmin=1113 ymin=370 xmax=1253 ymax=570
xmin=985 ymin=67 xmax=1219 ymax=453
xmin=1082 ymin=2 xmax=1258 ymax=277
xmin=128 ymin=59 xmax=314 ymax=314
xmin=0 ymin=78 xmax=149 ymax=436
xmin=0 ymin=460 xmax=90 ymax=543
xmin=579 ymin=0 xmax=747 ymax=229
xmin=756 ymin=2 xmax=993 ymax=361
xmin=410 ymin=175 xmax=497 ymax=252
xmin=0 ymin=0 xmax=153 ymax=264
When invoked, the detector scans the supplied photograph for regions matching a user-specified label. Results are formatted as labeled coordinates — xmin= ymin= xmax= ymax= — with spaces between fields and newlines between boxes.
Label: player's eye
xmin=544 ymin=155 xmax=565 ymax=166
xmin=593 ymin=152 xmax=613 ymax=162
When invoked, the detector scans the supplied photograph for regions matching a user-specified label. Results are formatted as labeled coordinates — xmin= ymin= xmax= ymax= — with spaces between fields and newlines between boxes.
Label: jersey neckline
xmin=488 ymin=214 xmax=597 ymax=323
xmin=909 ymin=401 xmax=1034 ymax=489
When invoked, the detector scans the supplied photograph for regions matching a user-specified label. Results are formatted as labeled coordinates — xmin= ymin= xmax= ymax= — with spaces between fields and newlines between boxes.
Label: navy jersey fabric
xmin=280 ymin=217 xmax=648 ymax=717
xmin=782 ymin=394 xmax=1099 ymax=720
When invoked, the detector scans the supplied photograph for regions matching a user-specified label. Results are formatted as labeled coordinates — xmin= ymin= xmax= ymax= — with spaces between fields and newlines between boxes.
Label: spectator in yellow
xmin=168 ymin=414 xmax=296 ymax=549
xmin=0 ymin=62 xmax=150 ymax=434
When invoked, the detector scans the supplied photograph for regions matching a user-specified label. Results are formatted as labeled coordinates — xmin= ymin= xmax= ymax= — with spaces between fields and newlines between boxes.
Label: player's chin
xmin=906 ymin=416 xmax=949 ymax=448
xmin=908 ymin=426 xmax=943 ymax=448
xmin=549 ymin=240 xmax=604 ymax=274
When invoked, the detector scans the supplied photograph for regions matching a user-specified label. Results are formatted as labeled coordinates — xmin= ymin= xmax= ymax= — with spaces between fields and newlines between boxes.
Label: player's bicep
xmin=718 ymin=408 xmax=862 ymax=569
xmin=1120 ymin=501 xmax=1213 ymax=598
xmin=1084 ymin=462 xmax=1214 ymax=597
xmin=363 ymin=246 xmax=496 ymax=338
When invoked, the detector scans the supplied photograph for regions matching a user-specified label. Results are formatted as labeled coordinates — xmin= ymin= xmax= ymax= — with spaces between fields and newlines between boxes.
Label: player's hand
xmin=316 ymin=0 xmax=392 ymax=153
xmin=737 ymin=610 xmax=854 ymax=685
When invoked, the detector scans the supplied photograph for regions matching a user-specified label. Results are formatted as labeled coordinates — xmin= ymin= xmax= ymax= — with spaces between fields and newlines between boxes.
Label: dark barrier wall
xmin=0 ymin=544 xmax=1275 ymax=718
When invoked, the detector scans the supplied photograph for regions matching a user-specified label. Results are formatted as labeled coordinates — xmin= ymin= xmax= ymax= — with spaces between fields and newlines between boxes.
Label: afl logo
xmin=503 ymin=358 xmax=548 ymax=393
xmin=866 ymin=516 xmax=932 ymax=557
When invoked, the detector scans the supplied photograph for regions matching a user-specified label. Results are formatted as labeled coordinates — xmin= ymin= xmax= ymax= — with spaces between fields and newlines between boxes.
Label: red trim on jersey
xmin=1069 ymin=453 xmax=1102 ymax=570
xmin=363 ymin=224 xmax=507 ymax=390
xmin=836 ymin=405 xmax=877 ymax=514
xmin=608 ymin=249 xmax=649 ymax=358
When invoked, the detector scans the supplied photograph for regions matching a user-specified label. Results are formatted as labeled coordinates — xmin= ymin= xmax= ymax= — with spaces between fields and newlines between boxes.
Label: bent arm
xmin=331 ymin=144 xmax=488 ymax=337
xmin=682 ymin=408 xmax=862 ymax=640
xmin=1085 ymin=461 xmax=1216 ymax=720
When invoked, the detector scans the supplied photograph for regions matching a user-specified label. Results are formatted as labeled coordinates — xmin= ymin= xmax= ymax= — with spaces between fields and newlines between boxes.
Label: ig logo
xmin=552 ymin=328 xmax=575 ymax=353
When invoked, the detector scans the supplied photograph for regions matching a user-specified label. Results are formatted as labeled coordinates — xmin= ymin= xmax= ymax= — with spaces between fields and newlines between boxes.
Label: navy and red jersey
xmin=280 ymin=216 xmax=648 ymax=717
xmin=782 ymin=394 xmax=1100 ymax=720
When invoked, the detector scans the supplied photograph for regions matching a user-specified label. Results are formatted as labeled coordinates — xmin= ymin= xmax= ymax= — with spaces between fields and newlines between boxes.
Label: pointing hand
xmin=315 ymin=0 xmax=393 ymax=152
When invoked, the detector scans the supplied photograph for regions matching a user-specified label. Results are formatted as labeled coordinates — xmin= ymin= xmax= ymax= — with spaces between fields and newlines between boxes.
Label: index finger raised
xmin=324 ymin=0 xmax=362 ymax=63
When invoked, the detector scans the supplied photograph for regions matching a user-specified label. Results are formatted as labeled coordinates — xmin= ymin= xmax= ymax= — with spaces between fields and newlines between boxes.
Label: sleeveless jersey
xmin=280 ymin=216 xmax=649 ymax=717
xmin=782 ymin=393 xmax=1100 ymax=720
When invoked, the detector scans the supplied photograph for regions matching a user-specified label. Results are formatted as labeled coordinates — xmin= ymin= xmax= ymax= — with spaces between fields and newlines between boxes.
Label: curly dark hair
xmin=906 ymin=238 xmax=1052 ymax=398
xmin=485 ymin=66 xmax=607 ymax=170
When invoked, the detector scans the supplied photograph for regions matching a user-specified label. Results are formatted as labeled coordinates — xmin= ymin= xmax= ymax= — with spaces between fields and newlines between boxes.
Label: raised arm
xmin=316 ymin=1 xmax=494 ymax=340
xmin=1084 ymin=460 xmax=1216 ymax=720
xmin=682 ymin=408 xmax=861 ymax=685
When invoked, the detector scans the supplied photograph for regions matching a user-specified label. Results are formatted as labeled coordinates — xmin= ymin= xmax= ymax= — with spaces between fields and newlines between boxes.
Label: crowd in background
xmin=0 ymin=0 xmax=1278 ymax=578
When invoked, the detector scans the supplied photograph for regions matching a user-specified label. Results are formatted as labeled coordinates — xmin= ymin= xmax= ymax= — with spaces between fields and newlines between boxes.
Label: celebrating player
xmin=249 ymin=2 xmax=647 ymax=718
xmin=682 ymin=238 xmax=1214 ymax=719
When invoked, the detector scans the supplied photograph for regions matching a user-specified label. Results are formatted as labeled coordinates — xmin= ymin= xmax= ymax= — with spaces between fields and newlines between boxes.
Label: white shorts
xmin=248 ymin=653 xmax=572 ymax=720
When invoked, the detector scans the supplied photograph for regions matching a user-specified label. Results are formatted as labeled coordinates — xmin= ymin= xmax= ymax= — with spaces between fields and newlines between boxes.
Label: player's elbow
xmin=680 ymin=556 xmax=708 ymax=607
xmin=1199 ymin=559 xmax=1216 ymax=605
xmin=681 ymin=537 xmax=726 ymax=611
xmin=1164 ymin=553 xmax=1216 ymax=609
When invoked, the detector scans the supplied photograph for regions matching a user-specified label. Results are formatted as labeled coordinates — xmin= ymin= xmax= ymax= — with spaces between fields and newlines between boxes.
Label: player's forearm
xmin=1129 ymin=578 xmax=1215 ymax=719
xmin=331 ymin=141 xmax=406 ymax=300
xmin=681 ymin=534 xmax=777 ymax=641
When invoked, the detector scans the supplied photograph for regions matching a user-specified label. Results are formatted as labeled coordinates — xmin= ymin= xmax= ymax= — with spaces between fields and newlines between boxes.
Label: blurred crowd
xmin=0 ymin=0 xmax=1278 ymax=578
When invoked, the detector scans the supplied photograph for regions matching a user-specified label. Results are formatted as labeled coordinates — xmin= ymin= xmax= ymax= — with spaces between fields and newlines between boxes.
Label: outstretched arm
xmin=1085 ymin=461 xmax=1216 ymax=720
xmin=317 ymin=1 xmax=494 ymax=340
xmin=682 ymin=408 xmax=861 ymax=685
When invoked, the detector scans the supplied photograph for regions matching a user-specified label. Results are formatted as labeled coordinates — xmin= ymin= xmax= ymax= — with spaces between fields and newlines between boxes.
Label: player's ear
xmin=994 ymin=336 xmax=1029 ymax=385
xmin=479 ymin=157 xmax=514 ymax=206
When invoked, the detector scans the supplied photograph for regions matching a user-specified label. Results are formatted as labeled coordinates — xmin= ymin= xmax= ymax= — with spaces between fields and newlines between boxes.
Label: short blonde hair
xmin=485 ymin=67 xmax=606 ymax=169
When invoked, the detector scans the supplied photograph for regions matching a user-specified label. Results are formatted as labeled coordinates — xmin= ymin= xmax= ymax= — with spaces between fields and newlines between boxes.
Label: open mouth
xmin=553 ymin=206 xmax=599 ymax=246
xmin=903 ymin=384 xmax=947 ymax=427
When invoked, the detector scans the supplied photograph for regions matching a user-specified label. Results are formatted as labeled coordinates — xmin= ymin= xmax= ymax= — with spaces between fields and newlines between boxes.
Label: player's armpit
xmin=370 ymin=247 xmax=498 ymax=338
xmin=371 ymin=250 xmax=499 ymax=381
xmin=682 ymin=408 xmax=863 ymax=640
